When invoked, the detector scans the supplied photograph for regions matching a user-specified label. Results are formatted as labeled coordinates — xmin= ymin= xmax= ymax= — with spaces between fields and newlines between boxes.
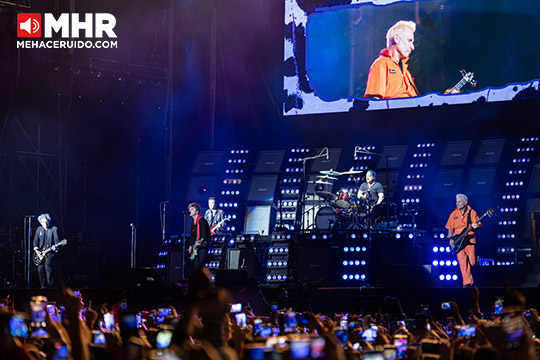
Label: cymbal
xmin=316 ymin=191 xmax=337 ymax=201
xmin=341 ymin=169 xmax=363 ymax=175
xmin=315 ymin=180 xmax=332 ymax=185
xmin=317 ymin=175 xmax=338 ymax=180
xmin=320 ymin=170 xmax=341 ymax=176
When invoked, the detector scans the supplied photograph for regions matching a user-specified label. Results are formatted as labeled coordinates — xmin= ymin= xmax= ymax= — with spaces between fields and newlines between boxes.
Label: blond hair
xmin=386 ymin=20 xmax=416 ymax=48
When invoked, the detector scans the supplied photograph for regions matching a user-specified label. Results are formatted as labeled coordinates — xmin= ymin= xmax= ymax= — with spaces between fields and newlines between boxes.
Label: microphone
xmin=160 ymin=201 xmax=170 ymax=204
xmin=25 ymin=215 xmax=36 ymax=218
xmin=182 ymin=211 xmax=190 ymax=214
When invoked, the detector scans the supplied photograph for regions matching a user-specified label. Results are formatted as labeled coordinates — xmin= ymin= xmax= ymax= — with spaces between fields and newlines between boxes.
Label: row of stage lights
xmin=439 ymin=274 xmax=459 ymax=281
xmin=218 ymin=202 xmax=239 ymax=208
xmin=221 ymin=191 xmax=241 ymax=195
xmin=412 ymin=153 xmax=431 ymax=158
xmin=267 ymin=274 xmax=287 ymax=281
xmin=432 ymin=260 xmax=458 ymax=267
xmin=501 ymin=194 xmax=520 ymax=199
xmin=267 ymin=260 xmax=288 ymax=268
xmin=342 ymin=274 xmax=367 ymax=281
xmin=230 ymin=150 xmax=249 ymax=154
xmin=225 ymin=169 xmax=244 ymax=174
xmin=342 ymin=260 xmax=367 ymax=266
xmin=521 ymin=137 xmax=539 ymax=142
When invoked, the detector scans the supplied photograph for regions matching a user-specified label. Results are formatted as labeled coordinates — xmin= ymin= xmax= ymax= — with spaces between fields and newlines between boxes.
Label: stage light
xmin=344 ymin=247 xmax=349 ymax=252
xmin=439 ymin=261 xmax=444 ymax=267
xmin=439 ymin=233 xmax=445 ymax=239
xmin=446 ymin=247 xmax=451 ymax=253
xmin=267 ymin=275 xmax=272 ymax=281
xmin=355 ymin=274 xmax=360 ymax=280
xmin=349 ymin=261 xmax=354 ymax=266
xmin=356 ymin=246 xmax=361 ymax=252
xmin=439 ymin=247 xmax=445 ymax=252
xmin=409 ymin=234 xmax=414 ymax=239
xmin=445 ymin=274 xmax=451 ymax=280
xmin=433 ymin=246 xmax=439 ymax=253
xmin=445 ymin=260 xmax=451 ymax=266
xmin=433 ymin=260 xmax=439 ymax=266
xmin=355 ymin=260 xmax=360 ymax=266
xmin=439 ymin=275 xmax=445 ymax=281
xmin=452 ymin=275 xmax=458 ymax=280
xmin=342 ymin=274 xmax=348 ymax=280
xmin=363 ymin=234 xmax=368 ymax=239
xmin=452 ymin=260 xmax=458 ymax=266
xmin=351 ymin=233 xmax=356 ymax=239
xmin=349 ymin=275 xmax=353 ymax=280
xmin=361 ymin=260 xmax=366 ymax=266
xmin=396 ymin=234 xmax=401 ymax=239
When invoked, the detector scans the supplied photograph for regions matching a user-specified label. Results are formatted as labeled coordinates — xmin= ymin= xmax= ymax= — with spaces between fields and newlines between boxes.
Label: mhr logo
xmin=17 ymin=13 xmax=117 ymax=39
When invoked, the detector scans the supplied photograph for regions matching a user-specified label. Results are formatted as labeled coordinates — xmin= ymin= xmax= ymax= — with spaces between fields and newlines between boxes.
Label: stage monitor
xmin=440 ymin=141 xmax=472 ymax=167
xmin=254 ymin=151 xmax=285 ymax=173
xmin=192 ymin=152 xmax=224 ymax=174
xmin=283 ymin=0 xmax=540 ymax=115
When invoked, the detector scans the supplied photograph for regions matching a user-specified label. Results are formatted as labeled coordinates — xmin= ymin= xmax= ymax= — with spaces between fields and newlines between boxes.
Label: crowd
xmin=1 ymin=267 xmax=539 ymax=360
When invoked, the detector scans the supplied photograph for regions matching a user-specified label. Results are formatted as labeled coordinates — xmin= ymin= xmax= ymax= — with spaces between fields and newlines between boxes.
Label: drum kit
xmin=308 ymin=169 xmax=398 ymax=230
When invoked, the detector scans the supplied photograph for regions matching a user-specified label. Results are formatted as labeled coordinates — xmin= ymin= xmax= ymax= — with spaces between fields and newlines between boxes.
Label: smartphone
xmin=383 ymin=346 xmax=397 ymax=360
xmin=73 ymin=290 xmax=81 ymax=297
xmin=284 ymin=310 xmax=296 ymax=332
xmin=310 ymin=337 xmax=326 ymax=359
xmin=136 ymin=313 xmax=142 ymax=328
xmin=441 ymin=302 xmax=451 ymax=310
xmin=47 ymin=303 xmax=56 ymax=315
xmin=494 ymin=298 xmax=504 ymax=315
xmin=362 ymin=327 xmax=377 ymax=342
xmin=394 ymin=334 xmax=407 ymax=359
xmin=290 ymin=339 xmax=310 ymax=359
xmin=91 ymin=330 xmax=106 ymax=347
xmin=9 ymin=314 xmax=28 ymax=338
xmin=235 ymin=313 xmax=247 ymax=329
xmin=335 ymin=329 xmax=348 ymax=345
xmin=30 ymin=296 xmax=48 ymax=328
xmin=157 ymin=308 xmax=171 ymax=325
xmin=103 ymin=313 xmax=115 ymax=332
xmin=363 ymin=351 xmax=384 ymax=360
xmin=270 ymin=303 xmax=278 ymax=312
xmin=156 ymin=329 xmax=173 ymax=349
xmin=503 ymin=314 xmax=525 ymax=347
xmin=230 ymin=303 xmax=242 ymax=313
xmin=457 ymin=325 xmax=476 ymax=338
xmin=260 ymin=325 xmax=272 ymax=338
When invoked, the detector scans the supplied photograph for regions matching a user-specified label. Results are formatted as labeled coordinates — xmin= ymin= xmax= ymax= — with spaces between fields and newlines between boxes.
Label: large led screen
xmin=283 ymin=0 xmax=540 ymax=115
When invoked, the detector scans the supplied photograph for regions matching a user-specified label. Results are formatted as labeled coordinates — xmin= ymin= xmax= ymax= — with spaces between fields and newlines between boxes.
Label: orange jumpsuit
xmin=445 ymin=205 xmax=481 ymax=286
xmin=364 ymin=48 xmax=419 ymax=99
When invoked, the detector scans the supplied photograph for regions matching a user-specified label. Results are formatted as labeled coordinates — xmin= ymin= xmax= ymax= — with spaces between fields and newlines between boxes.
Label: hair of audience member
xmin=454 ymin=346 xmax=475 ymax=360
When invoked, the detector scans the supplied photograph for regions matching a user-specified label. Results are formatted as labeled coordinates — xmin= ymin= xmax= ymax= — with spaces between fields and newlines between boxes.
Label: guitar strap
xmin=193 ymin=215 xmax=202 ymax=239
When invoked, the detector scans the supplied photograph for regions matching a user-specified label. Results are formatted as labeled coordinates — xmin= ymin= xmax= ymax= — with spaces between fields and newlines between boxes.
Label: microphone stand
xmin=24 ymin=216 xmax=34 ymax=289
xmin=130 ymin=223 xmax=137 ymax=268
xmin=160 ymin=202 xmax=168 ymax=243
xmin=182 ymin=212 xmax=188 ymax=280
xmin=296 ymin=148 xmax=329 ymax=232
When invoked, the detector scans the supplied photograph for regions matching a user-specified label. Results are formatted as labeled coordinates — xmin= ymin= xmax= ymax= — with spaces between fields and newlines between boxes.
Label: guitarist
xmin=188 ymin=202 xmax=211 ymax=270
xmin=33 ymin=213 xmax=60 ymax=289
xmin=445 ymin=194 xmax=481 ymax=288
xmin=204 ymin=197 xmax=225 ymax=235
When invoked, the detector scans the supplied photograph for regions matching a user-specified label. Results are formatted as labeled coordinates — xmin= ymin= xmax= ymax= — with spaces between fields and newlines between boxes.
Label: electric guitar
xmin=210 ymin=217 xmax=230 ymax=235
xmin=34 ymin=239 xmax=67 ymax=265
xmin=190 ymin=238 xmax=205 ymax=261
xmin=446 ymin=69 xmax=477 ymax=94
xmin=449 ymin=209 xmax=494 ymax=254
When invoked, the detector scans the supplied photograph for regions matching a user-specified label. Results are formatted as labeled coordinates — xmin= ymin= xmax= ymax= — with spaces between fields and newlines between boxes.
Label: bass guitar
xmin=446 ymin=69 xmax=477 ymax=94
xmin=190 ymin=238 xmax=205 ymax=261
xmin=34 ymin=239 xmax=67 ymax=265
xmin=450 ymin=209 xmax=494 ymax=254
xmin=210 ymin=217 xmax=230 ymax=235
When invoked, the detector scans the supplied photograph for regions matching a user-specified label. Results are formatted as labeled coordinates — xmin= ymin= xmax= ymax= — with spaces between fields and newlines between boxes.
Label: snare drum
xmin=335 ymin=190 xmax=351 ymax=209
xmin=315 ymin=206 xmax=337 ymax=229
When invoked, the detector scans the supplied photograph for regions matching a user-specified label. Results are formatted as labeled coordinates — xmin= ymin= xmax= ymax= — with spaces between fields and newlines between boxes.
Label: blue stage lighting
xmin=445 ymin=274 xmax=451 ymax=280
xmin=342 ymin=274 xmax=348 ymax=280
xmin=452 ymin=275 xmax=458 ymax=280
xmin=342 ymin=261 xmax=348 ymax=266
xmin=433 ymin=260 xmax=439 ymax=266
xmin=433 ymin=246 xmax=439 ymax=253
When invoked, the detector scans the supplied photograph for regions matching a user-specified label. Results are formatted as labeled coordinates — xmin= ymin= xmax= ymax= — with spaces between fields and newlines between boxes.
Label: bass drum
xmin=373 ymin=202 xmax=398 ymax=224
xmin=315 ymin=206 xmax=337 ymax=230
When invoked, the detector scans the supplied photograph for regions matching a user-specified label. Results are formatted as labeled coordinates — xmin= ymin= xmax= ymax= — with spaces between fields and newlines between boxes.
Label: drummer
xmin=357 ymin=170 xmax=384 ymax=206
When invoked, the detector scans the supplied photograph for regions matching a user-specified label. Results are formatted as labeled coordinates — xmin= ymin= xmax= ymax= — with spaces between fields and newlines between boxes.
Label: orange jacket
xmin=364 ymin=49 xmax=419 ymax=99
xmin=445 ymin=205 xmax=481 ymax=244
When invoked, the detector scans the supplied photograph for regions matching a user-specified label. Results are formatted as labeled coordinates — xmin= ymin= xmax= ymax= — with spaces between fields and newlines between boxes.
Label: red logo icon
xmin=17 ymin=14 xmax=42 ymax=38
